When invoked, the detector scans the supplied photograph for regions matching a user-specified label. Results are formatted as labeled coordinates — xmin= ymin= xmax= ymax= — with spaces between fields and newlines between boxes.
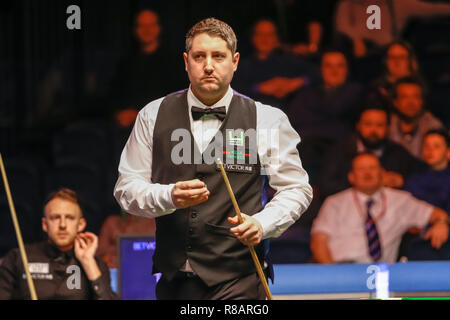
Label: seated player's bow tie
xmin=191 ymin=106 xmax=226 ymax=121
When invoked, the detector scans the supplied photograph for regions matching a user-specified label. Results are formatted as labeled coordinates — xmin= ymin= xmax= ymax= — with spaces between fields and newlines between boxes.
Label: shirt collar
xmin=43 ymin=240 xmax=75 ymax=261
xmin=187 ymin=85 xmax=234 ymax=112
xmin=354 ymin=187 xmax=383 ymax=206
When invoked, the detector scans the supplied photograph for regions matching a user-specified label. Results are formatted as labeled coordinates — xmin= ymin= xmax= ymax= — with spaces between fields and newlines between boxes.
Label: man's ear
xmin=77 ymin=217 xmax=86 ymax=233
xmin=232 ymin=52 xmax=240 ymax=71
xmin=42 ymin=217 xmax=48 ymax=233
xmin=183 ymin=52 xmax=188 ymax=72
xmin=348 ymin=171 xmax=355 ymax=185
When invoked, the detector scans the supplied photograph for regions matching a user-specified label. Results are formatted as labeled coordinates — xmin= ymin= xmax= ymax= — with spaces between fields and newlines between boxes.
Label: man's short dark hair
xmin=424 ymin=128 xmax=450 ymax=147
xmin=321 ymin=47 xmax=350 ymax=64
xmin=185 ymin=18 xmax=237 ymax=54
xmin=393 ymin=76 xmax=426 ymax=99
xmin=350 ymin=151 xmax=381 ymax=171
xmin=356 ymin=104 xmax=390 ymax=125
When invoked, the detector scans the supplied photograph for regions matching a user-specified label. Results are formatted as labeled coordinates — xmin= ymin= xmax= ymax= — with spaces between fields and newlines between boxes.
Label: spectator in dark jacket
xmin=319 ymin=105 xmax=426 ymax=199
xmin=286 ymin=48 xmax=363 ymax=183
xmin=403 ymin=129 xmax=450 ymax=260
xmin=0 ymin=188 xmax=117 ymax=300
xmin=232 ymin=19 xmax=318 ymax=110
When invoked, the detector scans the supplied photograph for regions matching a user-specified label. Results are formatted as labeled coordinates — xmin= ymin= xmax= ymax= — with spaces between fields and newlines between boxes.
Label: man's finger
xmin=185 ymin=194 xmax=209 ymax=206
xmin=177 ymin=187 xmax=209 ymax=198
xmin=188 ymin=189 xmax=210 ymax=198
xmin=230 ymin=222 xmax=248 ymax=234
xmin=228 ymin=216 xmax=240 ymax=225
xmin=176 ymin=179 xmax=205 ymax=190
xmin=239 ymin=228 xmax=258 ymax=240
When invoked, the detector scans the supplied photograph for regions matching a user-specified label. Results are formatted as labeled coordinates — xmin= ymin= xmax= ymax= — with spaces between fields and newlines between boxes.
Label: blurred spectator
xmin=97 ymin=212 xmax=156 ymax=268
xmin=405 ymin=129 xmax=450 ymax=215
xmin=389 ymin=76 xmax=444 ymax=159
xmin=368 ymin=41 xmax=422 ymax=109
xmin=0 ymin=188 xmax=116 ymax=300
xmin=311 ymin=152 xmax=448 ymax=264
xmin=319 ymin=105 xmax=425 ymax=199
xmin=334 ymin=0 xmax=450 ymax=58
xmin=109 ymin=9 xmax=181 ymax=128
xmin=403 ymin=129 xmax=450 ymax=260
xmin=291 ymin=21 xmax=324 ymax=61
xmin=287 ymin=48 xmax=362 ymax=141
xmin=286 ymin=48 xmax=363 ymax=183
xmin=233 ymin=19 xmax=318 ymax=109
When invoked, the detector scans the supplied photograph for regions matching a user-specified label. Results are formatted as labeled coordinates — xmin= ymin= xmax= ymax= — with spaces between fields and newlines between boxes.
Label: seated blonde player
xmin=311 ymin=152 xmax=449 ymax=264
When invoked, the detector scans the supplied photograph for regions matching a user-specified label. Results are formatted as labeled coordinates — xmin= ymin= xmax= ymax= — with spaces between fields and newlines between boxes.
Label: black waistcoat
xmin=151 ymin=89 xmax=264 ymax=286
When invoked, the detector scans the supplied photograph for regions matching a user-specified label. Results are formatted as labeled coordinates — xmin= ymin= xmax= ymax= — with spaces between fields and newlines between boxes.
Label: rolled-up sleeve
xmin=252 ymin=103 xmax=313 ymax=238
xmin=113 ymin=99 xmax=177 ymax=218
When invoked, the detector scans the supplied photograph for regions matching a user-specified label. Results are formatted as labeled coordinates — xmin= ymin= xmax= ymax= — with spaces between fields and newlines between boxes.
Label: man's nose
xmin=204 ymin=56 xmax=214 ymax=73
xmin=59 ymin=218 xmax=67 ymax=229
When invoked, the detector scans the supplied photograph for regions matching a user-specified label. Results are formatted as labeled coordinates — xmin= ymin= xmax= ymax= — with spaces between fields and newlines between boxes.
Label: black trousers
xmin=156 ymin=271 xmax=266 ymax=300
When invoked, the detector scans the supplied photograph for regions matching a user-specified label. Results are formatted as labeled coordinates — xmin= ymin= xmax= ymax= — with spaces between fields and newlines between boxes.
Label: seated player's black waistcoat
xmin=151 ymin=89 xmax=264 ymax=286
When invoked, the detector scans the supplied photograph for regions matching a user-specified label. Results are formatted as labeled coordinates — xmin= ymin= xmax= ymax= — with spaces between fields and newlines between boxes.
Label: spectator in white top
xmin=334 ymin=0 xmax=450 ymax=58
xmin=311 ymin=152 xmax=448 ymax=264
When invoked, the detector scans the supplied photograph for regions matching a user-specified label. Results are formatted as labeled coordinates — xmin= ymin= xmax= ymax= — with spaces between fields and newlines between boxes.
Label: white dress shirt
xmin=311 ymin=187 xmax=434 ymax=263
xmin=114 ymin=85 xmax=312 ymax=240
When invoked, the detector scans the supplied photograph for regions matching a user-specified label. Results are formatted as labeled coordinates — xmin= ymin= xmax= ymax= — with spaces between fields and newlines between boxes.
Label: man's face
xmin=134 ymin=10 xmax=161 ymax=45
xmin=184 ymin=33 xmax=239 ymax=105
xmin=423 ymin=134 xmax=449 ymax=168
xmin=321 ymin=52 xmax=348 ymax=88
xmin=252 ymin=21 xmax=279 ymax=56
xmin=386 ymin=44 xmax=411 ymax=79
xmin=42 ymin=198 xmax=86 ymax=251
xmin=356 ymin=110 xmax=388 ymax=149
xmin=394 ymin=83 xmax=423 ymax=120
xmin=348 ymin=155 xmax=384 ymax=193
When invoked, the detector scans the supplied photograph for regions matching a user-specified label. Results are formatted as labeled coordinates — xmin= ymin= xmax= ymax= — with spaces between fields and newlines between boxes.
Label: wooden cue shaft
xmin=0 ymin=154 xmax=38 ymax=300
xmin=217 ymin=159 xmax=273 ymax=300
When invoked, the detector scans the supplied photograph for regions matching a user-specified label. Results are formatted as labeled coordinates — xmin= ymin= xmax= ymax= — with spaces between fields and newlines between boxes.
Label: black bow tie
xmin=191 ymin=106 xmax=226 ymax=121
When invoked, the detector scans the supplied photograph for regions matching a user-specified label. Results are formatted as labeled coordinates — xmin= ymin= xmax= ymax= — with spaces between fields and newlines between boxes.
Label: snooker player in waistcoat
xmin=114 ymin=18 xmax=313 ymax=300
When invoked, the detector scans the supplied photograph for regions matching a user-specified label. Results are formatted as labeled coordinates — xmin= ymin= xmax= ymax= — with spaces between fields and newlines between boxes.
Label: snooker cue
xmin=217 ymin=159 xmax=273 ymax=300
xmin=0 ymin=153 xmax=38 ymax=300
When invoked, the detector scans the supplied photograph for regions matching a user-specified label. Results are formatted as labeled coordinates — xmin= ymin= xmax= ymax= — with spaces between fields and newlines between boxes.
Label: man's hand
xmin=75 ymin=232 xmax=98 ymax=262
xmin=171 ymin=179 xmax=210 ymax=209
xmin=228 ymin=213 xmax=263 ymax=246
xmin=258 ymin=77 xmax=304 ymax=99
xmin=382 ymin=171 xmax=404 ymax=188
xmin=75 ymin=232 xmax=101 ymax=281
xmin=424 ymin=222 xmax=449 ymax=249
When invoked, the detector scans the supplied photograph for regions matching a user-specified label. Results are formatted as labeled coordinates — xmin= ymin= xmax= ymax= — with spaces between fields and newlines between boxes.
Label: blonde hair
xmin=44 ymin=188 xmax=83 ymax=217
